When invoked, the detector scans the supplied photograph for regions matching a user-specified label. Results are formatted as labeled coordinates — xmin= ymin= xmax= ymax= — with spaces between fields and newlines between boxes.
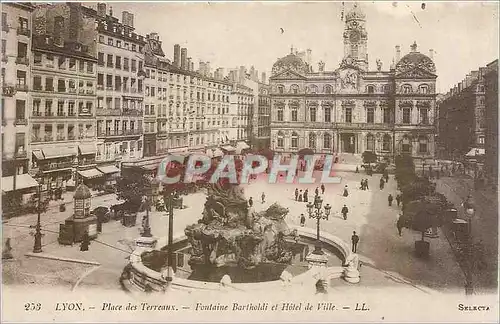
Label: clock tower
xmin=342 ymin=3 xmax=368 ymax=71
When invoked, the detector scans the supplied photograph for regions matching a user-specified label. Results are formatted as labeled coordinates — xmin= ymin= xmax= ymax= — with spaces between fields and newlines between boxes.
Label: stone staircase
xmin=334 ymin=153 xmax=363 ymax=165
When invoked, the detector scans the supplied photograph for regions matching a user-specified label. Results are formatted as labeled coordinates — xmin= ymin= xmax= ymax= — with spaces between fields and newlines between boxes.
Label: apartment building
xmin=255 ymin=80 xmax=271 ymax=150
xmin=1 ymin=3 xmax=37 ymax=207
xmin=87 ymin=4 xmax=145 ymax=171
xmin=229 ymin=83 xmax=253 ymax=143
xmin=30 ymin=3 xmax=98 ymax=198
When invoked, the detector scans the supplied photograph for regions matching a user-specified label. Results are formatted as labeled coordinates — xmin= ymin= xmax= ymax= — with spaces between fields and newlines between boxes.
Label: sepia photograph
xmin=1 ymin=1 xmax=498 ymax=322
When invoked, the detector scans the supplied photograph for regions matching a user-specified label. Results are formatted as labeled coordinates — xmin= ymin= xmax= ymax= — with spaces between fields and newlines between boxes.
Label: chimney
xmin=180 ymin=48 xmax=187 ymax=69
xmin=68 ymin=3 xmax=82 ymax=41
xmin=429 ymin=49 xmax=434 ymax=59
xmin=261 ymin=72 xmax=266 ymax=84
xmin=187 ymin=57 xmax=192 ymax=71
xmin=53 ymin=16 xmax=64 ymax=46
xmin=173 ymin=44 xmax=180 ymax=67
xmin=206 ymin=61 xmax=211 ymax=76
xmin=395 ymin=45 xmax=401 ymax=62
xmin=239 ymin=66 xmax=245 ymax=83
xmin=122 ymin=11 xmax=134 ymax=28
xmin=97 ymin=3 xmax=106 ymax=17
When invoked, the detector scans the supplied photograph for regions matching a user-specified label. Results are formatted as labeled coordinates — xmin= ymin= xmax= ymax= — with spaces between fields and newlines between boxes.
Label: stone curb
xmin=25 ymin=252 xmax=101 ymax=266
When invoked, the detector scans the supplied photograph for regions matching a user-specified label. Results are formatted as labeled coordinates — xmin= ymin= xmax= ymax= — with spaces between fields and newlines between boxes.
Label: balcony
xmin=15 ymin=84 xmax=28 ymax=92
xmin=15 ymin=57 xmax=29 ymax=65
xmin=86 ymin=89 xmax=94 ymax=95
xmin=58 ymin=88 xmax=67 ymax=93
xmin=32 ymin=137 xmax=42 ymax=143
xmin=44 ymin=135 xmax=53 ymax=142
xmin=15 ymin=118 xmax=27 ymax=125
xmin=17 ymin=28 xmax=30 ymax=37
xmin=97 ymin=128 xmax=143 ymax=138
xmin=56 ymin=112 xmax=66 ymax=117
xmin=122 ymin=109 xmax=143 ymax=116
xmin=56 ymin=135 xmax=66 ymax=141
xmin=45 ymin=86 xmax=54 ymax=92
xmin=39 ymin=161 xmax=73 ymax=172
xmin=96 ymin=108 xmax=121 ymax=116
xmin=68 ymin=88 xmax=76 ymax=93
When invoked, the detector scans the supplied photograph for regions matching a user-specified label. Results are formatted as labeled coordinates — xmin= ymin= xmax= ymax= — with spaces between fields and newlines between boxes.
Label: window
xmin=15 ymin=133 xmax=25 ymax=153
xmin=291 ymin=132 xmax=299 ymax=148
xmin=17 ymin=42 xmax=27 ymax=58
xmin=418 ymin=136 xmax=428 ymax=153
xmin=323 ymin=133 xmax=331 ymax=149
xmin=79 ymin=60 xmax=84 ymax=72
xmin=277 ymin=85 xmax=284 ymax=94
xmin=115 ymin=56 xmax=121 ymax=69
xmin=32 ymin=99 xmax=40 ymax=115
xmin=57 ymin=79 xmax=65 ymax=92
xmin=383 ymin=108 xmax=391 ymax=123
xmin=324 ymin=107 xmax=331 ymax=122
xmin=310 ymin=107 xmax=316 ymax=122
xmin=291 ymin=105 xmax=298 ymax=121
xmin=277 ymin=132 xmax=284 ymax=148
xmin=68 ymin=101 xmax=75 ymax=116
xmin=123 ymin=58 xmax=129 ymax=71
xmin=108 ymin=38 xmax=113 ymax=46
xmin=115 ymin=76 xmax=121 ymax=91
xmin=46 ymin=77 xmax=54 ymax=91
xmin=366 ymin=134 xmax=375 ymax=151
xmin=367 ymin=107 xmax=374 ymax=123
xmin=419 ymin=108 xmax=429 ymax=125
xmin=291 ymin=84 xmax=299 ymax=94
xmin=57 ymin=101 xmax=64 ymax=116
xmin=345 ymin=107 xmax=352 ymax=123
xmin=107 ymin=54 xmax=113 ymax=68
xmin=402 ymin=137 xmax=411 ymax=153
xmin=383 ymin=84 xmax=390 ymax=93
xmin=132 ymin=44 xmax=136 ymax=52
xmin=478 ymin=136 xmax=485 ymax=145
xmin=18 ymin=17 xmax=28 ymax=31
xmin=324 ymin=85 xmax=333 ymax=94
xmin=16 ymin=70 xmax=26 ymax=86
xmin=106 ymin=74 xmax=112 ymax=89
xmin=99 ymin=35 xmax=104 ymax=43
xmin=45 ymin=100 xmax=52 ymax=115
xmin=34 ymin=52 xmax=42 ymax=64
xmin=277 ymin=106 xmax=284 ymax=121
xmin=87 ymin=62 xmax=93 ymax=73
xmin=116 ymin=40 xmax=121 ymax=48
xmin=382 ymin=135 xmax=391 ymax=151
xmin=309 ymin=133 xmax=316 ymax=149
xmin=402 ymin=84 xmax=412 ymax=94
xmin=366 ymin=85 xmax=375 ymax=94
xmin=15 ymin=100 xmax=25 ymax=120
xmin=97 ymin=73 xmax=103 ymax=86
xmin=419 ymin=84 xmax=429 ymax=94
xmin=68 ymin=58 xmax=75 ymax=70
xmin=403 ymin=108 xmax=411 ymax=124
xmin=58 ymin=56 xmax=66 ymax=69
xmin=33 ymin=76 xmax=42 ymax=90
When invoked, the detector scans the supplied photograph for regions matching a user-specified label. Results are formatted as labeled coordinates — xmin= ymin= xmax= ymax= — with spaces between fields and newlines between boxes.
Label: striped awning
xmin=79 ymin=143 xmax=96 ymax=155
xmin=2 ymin=174 xmax=39 ymax=192
xmin=235 ymin=141 xmax=250 ymax=154
xmin=78 ymin=169 xmax=103 ymax=179
xmin=43 ymin=147 xmax=77 ymax=159
xmin=97 ymin=165 xmax=120 ymax=174
xmin=32 ymin=150 xmax=44 ymax=160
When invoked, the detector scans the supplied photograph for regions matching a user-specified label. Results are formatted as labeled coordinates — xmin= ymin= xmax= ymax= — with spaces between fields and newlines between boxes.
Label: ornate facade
xmin=269 ymin=4 xmax=437 ymax=162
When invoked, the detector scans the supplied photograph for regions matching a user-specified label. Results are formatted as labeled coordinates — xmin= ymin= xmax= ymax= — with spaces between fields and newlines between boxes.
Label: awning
xmin=79 ymin=143 xmax=96 ymax=155
xmin=465 ymin=148 xmax=485 ymax=157
xmin=97 ymin=165 xmax=120 ymax=174
xmin=141 ymin=164 xmax=158 ymax=171
xmin=213 ymin=148 xmax=224 ymax=157
xmin=32 ymin=150 xmax=44 ymax=160
xmin=221 ymin=145 xmax=236 ymax=152
xmin=205 ymin=149 xmax=214 ymax=158
xmin=43 ymin=147 xmax=77 ymax=159
xmin=2 ymin=174 xmax=39 ymax=192
xmin=168 ymin=147 xmax=189 ymax=153
xmin=235 ymin=141 xmax=250 ymax=154
xmin=78 ymin=169 xmax=103 ymax=179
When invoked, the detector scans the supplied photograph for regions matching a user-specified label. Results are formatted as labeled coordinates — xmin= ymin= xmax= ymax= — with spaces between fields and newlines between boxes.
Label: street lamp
xmin=463 ymin=194 xmax=475 ymax=296
xmin=306 ymin=194 xmax=331 ymax=255
xmin=33 ymin=170 xmax=44 ymax=253
xmin=142 ymin=185 xmax=153 ymax=238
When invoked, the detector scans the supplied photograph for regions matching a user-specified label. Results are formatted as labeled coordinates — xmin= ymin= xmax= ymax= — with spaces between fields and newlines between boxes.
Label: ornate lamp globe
xmin=306 ymin=201 xmax=314 ymax=215
xmin=324 ymin=204 xmax=332 ymax=218
xmin=314 ymin=195 xmax=323 ymax=209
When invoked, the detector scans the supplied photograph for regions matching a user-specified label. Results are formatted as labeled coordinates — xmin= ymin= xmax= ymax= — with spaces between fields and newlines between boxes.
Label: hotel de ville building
xmin=269 ymin=4 xmax=437 ymax=163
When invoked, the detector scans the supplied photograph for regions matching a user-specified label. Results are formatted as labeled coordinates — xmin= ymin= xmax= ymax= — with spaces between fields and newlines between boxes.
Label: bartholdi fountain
xmin=128 ymin=181 xmax=359 ymax=292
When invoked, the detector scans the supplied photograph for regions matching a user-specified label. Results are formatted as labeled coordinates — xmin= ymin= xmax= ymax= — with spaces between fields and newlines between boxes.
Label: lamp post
xmin=33 ymin=170 xmax=44 ymax=253
xmin=463 ymin=195 xmax=475 ymax=296
xmin=142 ymin=187 xmax=152 ymax=238
xmin=306 ymin=194 xmax=332 ymax=255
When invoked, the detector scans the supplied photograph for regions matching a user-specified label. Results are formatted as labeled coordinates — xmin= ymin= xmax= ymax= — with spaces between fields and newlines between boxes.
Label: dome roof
xmin=272 ymin=53 xmax=309 ymax=75
xmin=346 ymin=3 xmax=365 ymax=21
xmin=74 ymin=183 xmax=92 ymax=199
xmin=396 ymin=45 xmax=436 ymax=75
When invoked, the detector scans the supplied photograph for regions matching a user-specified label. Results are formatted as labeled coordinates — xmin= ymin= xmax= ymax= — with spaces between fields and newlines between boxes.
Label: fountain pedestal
xmin=135 ymin=236 xmax=158 ymax=248
xmin=343 ymin=253 xmax=360 ymax=284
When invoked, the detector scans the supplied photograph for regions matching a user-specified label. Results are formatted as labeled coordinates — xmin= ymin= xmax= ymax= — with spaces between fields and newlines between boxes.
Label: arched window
xmin=277 ymin=85 xmax=284 ymax=94
xmin=382 ymin=134 xmax=391 ymax=151
xmin=366 ymin=85 xmax=375 ymax=94
xmin=310 ymin=84 xmax=318 ymax=94
xmin=291 ymin=132 xmax=299 ymax=148
xmin=418 ymin=136 xmax=428 ymax=154
xmin=277 ymin=131 xmax=284 ymax=148
xmin=309 ymin=133 xmax=316 ymax=149
xmin=401 ymin=84 xmax=412 ymax=94
xmin=290 ymin=84 xmax=299 ymax=94
xmin=419 ymin=84 xmax=429 ymax=94
xmin=324 ymin=85 xmax=333 ymax=94
xmin=366 ymin=134 xmax=375 ymax=151
xmin=323 ymin=133 xmax=331 ymax=149
xmin=402 ymin=136 xmax=411 ymax=153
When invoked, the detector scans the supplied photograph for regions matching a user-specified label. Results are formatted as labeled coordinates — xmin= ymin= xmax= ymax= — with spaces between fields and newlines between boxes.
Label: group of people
xmin=294 ymin=184 xmax=325 ymax=203
xmin=248 ymin=192 xmax=266 ymax=207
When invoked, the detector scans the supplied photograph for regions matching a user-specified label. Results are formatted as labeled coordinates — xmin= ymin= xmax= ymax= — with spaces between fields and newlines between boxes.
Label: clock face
xmin=350 ymin=31 xmax=360 ymax=43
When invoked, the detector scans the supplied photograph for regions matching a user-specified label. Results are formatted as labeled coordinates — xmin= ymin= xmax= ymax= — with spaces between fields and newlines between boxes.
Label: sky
xmin=99 ymin=1 xmax=498 ymax=93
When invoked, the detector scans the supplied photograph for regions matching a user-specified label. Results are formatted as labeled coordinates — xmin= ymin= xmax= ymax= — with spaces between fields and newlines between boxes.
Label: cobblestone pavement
xmin=3 ymin=166 xmax=466 ymax=294
xmin=435 ymin=176 xmax=498 ymax=294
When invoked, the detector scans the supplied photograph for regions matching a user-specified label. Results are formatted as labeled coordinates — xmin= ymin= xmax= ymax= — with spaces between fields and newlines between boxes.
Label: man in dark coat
xmin=396 ymin=194 xmax=402 ymax=207
xmin=248 ymin=197 xmax=253 ymax=207
xmin=303 ymin=189 xmax=308 ymax=202
xmin=300 ymin=214 xmax=306 ymax=227
xmin=80 ymin=231 xmax=90 ymax=251
xmin=388 ymin=194 xmax=393 ymax=206
xmin=351 ymin=231 xmax=359 ymax=253
xmin=364 ymin=179 xmax=369 ymax=190
xmin=298 ymin=190 xmax=303 ymax=202
xmin=379 ymin=178 xmax=385 ymax=190
xmin=341 ymin=205 xmax=349 ymax=220
xmin=315 ymin=187 xmax=319 ymax=196
xmin=321 ymin=184 xmax=325 ymax=194
xmin=396 ymin=216 xmax=404 ymax=236
xmin=295 ymin=188 xmax=299 ymax=201
xmin=343 ymin=185 xmax=349 ymax=197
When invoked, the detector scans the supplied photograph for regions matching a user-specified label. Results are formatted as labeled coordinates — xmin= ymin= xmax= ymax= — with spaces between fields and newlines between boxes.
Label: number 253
xmin=25 ymin=303 xmax=41 ymax=311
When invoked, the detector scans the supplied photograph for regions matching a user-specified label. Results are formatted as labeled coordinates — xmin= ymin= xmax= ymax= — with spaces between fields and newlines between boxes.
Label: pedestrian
xmin=2 ymin=238 xmax=13 ymax=260
xmin=379 ymin=178 xmax=385 ymax=190
xmin=295 ymin=188 xmax=299 ymax=201
xmin=343 ymin=185 xmax=349 ymax=197
xmin=261 ymin=192 xmax=266 ymax=204
xmin=436 ymin=169 xmax=440 ymax=179
xmin=248 ymin=197 xmax=253 ymax=207
xmin=365 ymin=179 xmax=369 ymax=190
xmin=351 ymin=231 xmax=359 ymax=253
xmin=388 ymin=194 xmax=393 ymax=206
xmin=396 ymin=194 xmax=401 ymax=207
xmin=298 ymin=190 xmax=303 ymax=202
xmin=360 ymin=179 xmax=365 ymax=190
xmin=315 ymin=187 xmax=319 ymax=196
xmin=396 ymin=216 xmax=404 ymax=236
xmin=300 ymin=214 xmax=306 ymax=227
xmin=321 ymin=184 xmax=325 ymax=194
xmin=355 ymin=166 xmax=359 ymax=173
xmin=304 ymin=189 xmax=308 ymax=203
xmin=341 ymin=204 xmax=349 ymax=220
xmin=80 ymin=231 xmax=90 ymax=252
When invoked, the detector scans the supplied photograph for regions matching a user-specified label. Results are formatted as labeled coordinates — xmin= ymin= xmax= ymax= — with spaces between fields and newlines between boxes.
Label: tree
xmin=116 ymin=168 xmax=151 ymax=212
xmin=362 ymin=151 xmax=377 ymax=166
xmin=401 ymin=177 xmax=436 ymax=208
